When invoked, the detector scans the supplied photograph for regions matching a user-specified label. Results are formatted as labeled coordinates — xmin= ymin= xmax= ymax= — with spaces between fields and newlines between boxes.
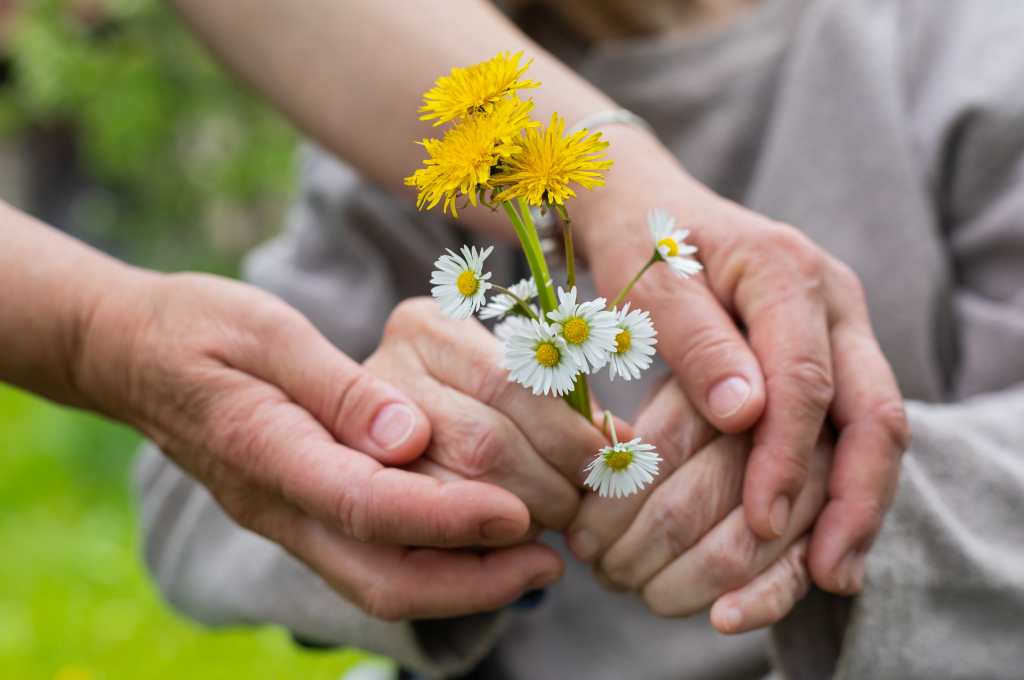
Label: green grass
xmin=0 ymin=385 xmax=367 ymax=680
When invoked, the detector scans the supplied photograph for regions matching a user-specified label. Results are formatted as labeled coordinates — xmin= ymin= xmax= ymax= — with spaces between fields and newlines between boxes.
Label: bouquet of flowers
xmin=406 ymin=52 xmax=702 ymax=498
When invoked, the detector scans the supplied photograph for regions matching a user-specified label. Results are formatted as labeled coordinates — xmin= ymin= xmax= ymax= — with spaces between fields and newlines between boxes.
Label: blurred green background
xmin=0 ymin=1 xmax=365 ymax=677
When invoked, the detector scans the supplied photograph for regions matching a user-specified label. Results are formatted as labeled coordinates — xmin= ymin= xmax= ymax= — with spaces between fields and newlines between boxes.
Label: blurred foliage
xmin=0 ymin=385 xmax=367 ymax=679
xmin=0 ymin=0 xmax=298 ymax=271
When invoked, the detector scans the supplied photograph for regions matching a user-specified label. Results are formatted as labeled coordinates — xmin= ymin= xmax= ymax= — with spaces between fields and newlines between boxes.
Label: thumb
xmin=240 ymin=310 xmax=431 ymax=466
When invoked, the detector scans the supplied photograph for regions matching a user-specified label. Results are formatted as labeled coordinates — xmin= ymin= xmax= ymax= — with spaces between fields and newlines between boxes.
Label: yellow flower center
xmin=562 ymin=317 xmax=590 ymax=345
xmin=614 ymin=329 xmax=632 ymax=354
xmin=657 ymin=237 xmax=679 ymax=257
xmin=604 ymin=449 xmax=633 ymax=471
xmin=456 ymin=270 xmax=479 ymax=296
xmin=535 ymin=341 xmax=561 ymax=367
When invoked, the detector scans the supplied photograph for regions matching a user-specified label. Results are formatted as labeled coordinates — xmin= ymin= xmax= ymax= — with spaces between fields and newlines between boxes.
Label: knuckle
xmin=769 ymin=446 xmax=812 ymax=489
xmin=781 ymin=357 xmax=835 ymax=412
xmin=703 ymin=530 xmax=759 ymax=590
xmin=874 ymin=398 xmax=912 ymax=453
xmin=462 ymin=346 xmax=515 ymax=407
xmin=763 ymin=225 xmax=826 ymax=284
xmin=385 ymin=297 xmax=435 ymax=339
xmin=676 ymin=323 xmax=744 ymax=378
xmin=785 ymin=547 xmax=812 ymax=599
xmin=652 ymin=499 xmax=700 ymax=558
xmin=335 ymin=470 xmax=373 ymax=542
xmin=830 ymin=259 xmax=868 ymax=304
xmin=328 ymin=369 xmax=376 ymax=434
xmin=449 ymin=419 xmax=506 ymax=479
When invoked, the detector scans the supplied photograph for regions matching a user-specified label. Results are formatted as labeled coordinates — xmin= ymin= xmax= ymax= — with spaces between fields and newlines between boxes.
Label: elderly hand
xmin=568 ymin=380 xmax=830 ymax=633
xmin=75 ymin=272 xmax=588 ymax=621
xmin=365 ymin=297 xmax=609 ymax=531
xmin=573 ymin=126 xmax=908 ymax=595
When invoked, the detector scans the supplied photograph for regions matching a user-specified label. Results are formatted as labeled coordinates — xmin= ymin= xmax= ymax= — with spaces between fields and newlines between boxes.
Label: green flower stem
xmin=555 ymin=204 xmax=576 ymax=290
xmin=489 ymin=284 xmax=538 ymax=321
xmin=502 ymin=199 xmax=592 ymax=422
xmin=610 ymin=253 xmax=659 ymax=309
xmin=602 ymin=410 xmax=619 ymax=445
xmin=502 ymin=201 xmax=556 ymax=313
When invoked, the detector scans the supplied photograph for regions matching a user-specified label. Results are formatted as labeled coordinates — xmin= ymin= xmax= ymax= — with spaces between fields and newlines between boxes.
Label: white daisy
xmin=583 ymin=437 xmax=662 ymax=498
xmin=648 ymin=208 xmax=702 ymax=278
xmin=430 ymin=245 xmax=494 ymax=319
xmin=493 ymin=313 xmax=534 ymax=342
xmin=503 ymin=319 xmax=579 ymax=397
xmin=546 ymin=287 xmax=618 ymax=374
xmin=608 ymin=304 xmax=658 ymax=381
xmin=479 ymin=277 xmax=538 ymax=320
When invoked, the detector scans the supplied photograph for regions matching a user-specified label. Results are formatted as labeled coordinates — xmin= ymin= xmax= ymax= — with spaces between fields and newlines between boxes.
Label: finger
xmin=810 ymin=268 xmax=908 ymax=594
xmin=402 ymin=369 xmax=581 ymax=530
xmin=736 ymin=237 xmax=834 ymax=540
xmin=710 ymin=538 xmax=810 ymax=635
xmin=366 ymin=330 xmax=580 ymax=530
xmin=234 ymin=307 xmax=432 ymax=466
xmin=283 ymin=515 xmax=565 ymax=621
xmin=598 ymin=434 xmax=748 ymax=591
xmin=200 ymin=375 xmax=531 ymax=547
xmin=386 ymin=298 xmax=608 ymax=484
xmin=566 ymin=380 xmax=715 ymax=563
xmin=641 ymin=437 xmax=828 ymax=617
xmin=616 ymin=259 xmax=767 ymax=434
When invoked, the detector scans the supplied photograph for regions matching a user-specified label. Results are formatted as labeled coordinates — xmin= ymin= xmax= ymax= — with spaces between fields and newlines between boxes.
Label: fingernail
xmin=717 ymin=606 xmax=743 ymax=633
xmin=769 ymin=496 xmax=791 ymax=537
xmin=708 ymin=377 xmax=751 ymax=418
xmin=838 ymin=552 xmax=866 ymax=593
xmin=568 ymin=529 xmax=599 ymax=562
xmin=527 ymin=571 xmax=560 ymax=590
xmin=480 ymin=516 xmax=524 ymax=541
xmin=369 ymin=403 xmax=415 ymax=450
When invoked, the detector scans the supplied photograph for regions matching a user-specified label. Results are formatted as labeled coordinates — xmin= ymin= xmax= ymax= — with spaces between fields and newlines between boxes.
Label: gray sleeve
xmin=135 ymin=444 xmax=506 ymax=679
xmin=773 ymin=389 xmax=1024 ymax=680
xmin=774 ymin=6 xmax=1024 ymax=676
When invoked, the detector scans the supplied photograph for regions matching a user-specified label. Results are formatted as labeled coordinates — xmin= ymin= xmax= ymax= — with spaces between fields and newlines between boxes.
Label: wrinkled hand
xmin=76 ymin=272 xmax=579 ymax=620
xmin=569 ymin=380 xmax=830 ymax=633
xmin=365 ymin=297 xmax=609 ymax=531
xmin=574 ymin=126 xmax=909 ymax=594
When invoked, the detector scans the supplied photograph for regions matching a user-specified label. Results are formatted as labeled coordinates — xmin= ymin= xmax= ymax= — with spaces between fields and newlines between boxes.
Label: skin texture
xmin=1 ymin=0 xmax=909 ymax=624
xmin=569 ymin=378 xmax=830 ymax=632
xmin=572 ymin=125 xmax=909 ymax=594
xmin=169 ymin=0 xmax=909 ymax=593
xmin=1 ymin=199 xmax=814 ymax=625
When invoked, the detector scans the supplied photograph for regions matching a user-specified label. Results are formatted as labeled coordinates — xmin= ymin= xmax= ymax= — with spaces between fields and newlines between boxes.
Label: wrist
xmin=70 ymin=263 xmax=164 ymax=423
xmin=569 ymin=124 xmax=707 ymax=259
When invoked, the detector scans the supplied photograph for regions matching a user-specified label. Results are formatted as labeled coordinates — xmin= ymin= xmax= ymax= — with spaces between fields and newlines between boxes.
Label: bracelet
xmin=568 ymin=107 xmax=654 ymax=135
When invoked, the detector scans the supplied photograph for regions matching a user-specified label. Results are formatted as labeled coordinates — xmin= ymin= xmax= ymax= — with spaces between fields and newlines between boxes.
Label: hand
xmin=364 ymin=297 xmax=610 ymax=532
xmin=75 ymin=271 xmax=565 ymax=619
xmin=569 ymin=380 xmax=829 ymax=633
xmin=574 ymin=126 xmax=909 ymax=594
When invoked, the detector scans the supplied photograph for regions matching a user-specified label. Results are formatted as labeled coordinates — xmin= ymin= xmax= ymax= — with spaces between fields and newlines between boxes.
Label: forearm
xmin=0 ymin=201 xmax=149 ymax=410
xmin=168 ymin=0 xmax=619 ymax=234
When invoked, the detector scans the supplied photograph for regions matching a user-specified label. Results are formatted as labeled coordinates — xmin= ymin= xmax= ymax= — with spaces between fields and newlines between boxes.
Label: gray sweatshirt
xmin=136 ymin=0 xmax=1024 ymax=678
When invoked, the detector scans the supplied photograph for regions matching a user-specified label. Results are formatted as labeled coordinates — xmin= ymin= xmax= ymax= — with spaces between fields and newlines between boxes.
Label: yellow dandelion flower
xmin=406 ymin=97 xmax=537 ymax=216
xmin=494 ymin=113 xmax=613 ymax=207
xmin=419 ymin=51 xmax=540 ymax=126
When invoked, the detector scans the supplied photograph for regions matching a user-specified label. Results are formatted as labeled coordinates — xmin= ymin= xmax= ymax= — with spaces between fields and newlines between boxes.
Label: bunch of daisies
xmin=409 ymin=53 xmax=701 ymax=498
